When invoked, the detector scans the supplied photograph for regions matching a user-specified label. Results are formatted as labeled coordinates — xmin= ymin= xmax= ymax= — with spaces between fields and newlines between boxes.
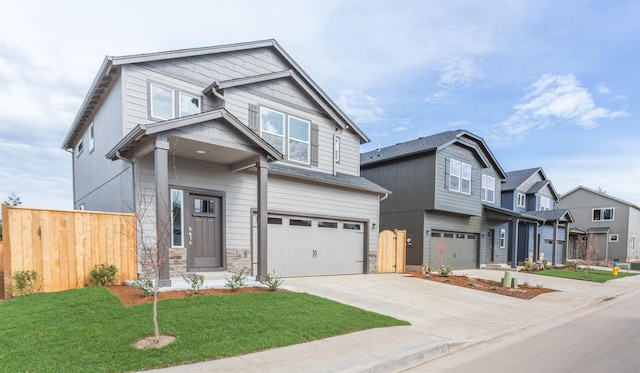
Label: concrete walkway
xmin=144 ymin=267 xmax=640 ymax=373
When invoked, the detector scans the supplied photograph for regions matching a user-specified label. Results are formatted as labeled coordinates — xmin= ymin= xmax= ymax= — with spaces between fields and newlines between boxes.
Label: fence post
xmin=1 ymin=203 xmax=11 ymax=299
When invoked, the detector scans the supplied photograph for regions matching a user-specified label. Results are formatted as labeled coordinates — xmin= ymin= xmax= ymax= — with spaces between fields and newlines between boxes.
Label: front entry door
xmin=187 ymin=194 xmax=223 ymax=271
xmin=486 ymin=229 xmax=495 ymax=263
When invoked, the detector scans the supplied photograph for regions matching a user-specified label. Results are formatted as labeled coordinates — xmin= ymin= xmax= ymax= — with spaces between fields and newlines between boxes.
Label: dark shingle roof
xmin=502 ymin=168 xmax=541 ymax=191
xmin=269 ymin=163 xmax=390 ymax=194
xmin=528 ymin=180 xmax=550 ymax=194
xmin=525 ymin=209 xmax=573 ymax=222
xmin=360 ymin=130 xmax=462 ymax=167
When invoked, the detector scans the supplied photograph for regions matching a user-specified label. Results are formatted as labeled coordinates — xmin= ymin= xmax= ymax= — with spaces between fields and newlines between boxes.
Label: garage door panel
xmin=430 ymin=231 xmax=478 ymax=270
xmin=267 ymin=216 xmax=364 ymax=277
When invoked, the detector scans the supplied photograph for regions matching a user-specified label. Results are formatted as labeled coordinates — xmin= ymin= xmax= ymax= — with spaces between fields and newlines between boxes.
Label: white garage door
xmin=267 ymin=215 xmax=365 ymax=277
xmin=430 ymin=231 xmax=478 ymax=270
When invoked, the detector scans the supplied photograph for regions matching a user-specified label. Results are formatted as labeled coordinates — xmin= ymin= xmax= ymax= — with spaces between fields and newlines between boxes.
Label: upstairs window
xmin=89 ymin=123 xmax=95 ymax=153
xmin=481 ymin=174 xmax=495 ymax=203
xmin=539 ymin=195 xmax=552 ymax=211
xmin=260 ymin=107 xmax=311 ymax=165
xmin=593 ymin=207 xmax=614 ymax=221
xmin=76 ymin=138 xmax=84 ymax=157
xmin=150 ymin=83 xmax=201 ymax=120
xmin=517 ymin=192 xmax=526 ymax=208
xmin=449 ymin=159 xmax=471 ymax=194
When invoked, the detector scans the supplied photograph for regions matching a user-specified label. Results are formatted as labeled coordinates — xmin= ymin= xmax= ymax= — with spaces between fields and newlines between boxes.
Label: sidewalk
xmin=144 ymin=268 xmax=640 ymax=373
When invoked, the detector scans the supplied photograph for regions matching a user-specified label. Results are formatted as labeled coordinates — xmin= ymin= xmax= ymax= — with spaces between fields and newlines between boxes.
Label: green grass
xmin=533 ymin=268 xmax=638 ymax=283
xmin=0 ymin=287 xmax=408 ymax=372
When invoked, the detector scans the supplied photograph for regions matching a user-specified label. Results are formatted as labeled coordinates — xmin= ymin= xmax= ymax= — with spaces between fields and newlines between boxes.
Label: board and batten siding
xmin=361 ymin=153 xmax=436 ymax=214
xmin=73 ymin=77 xmax=134 ymax=212
xmin=434 ymin=145 xmax=483 ymax=216
xmin=224 ymin=86 xmax=361 ymax=176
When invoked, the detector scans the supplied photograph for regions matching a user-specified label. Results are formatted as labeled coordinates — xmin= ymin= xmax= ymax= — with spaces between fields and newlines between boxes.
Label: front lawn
xmin=0 ymin=287 xmax=408 ymax=372
xmin=533 ymin=268 xmax=638 ymax=283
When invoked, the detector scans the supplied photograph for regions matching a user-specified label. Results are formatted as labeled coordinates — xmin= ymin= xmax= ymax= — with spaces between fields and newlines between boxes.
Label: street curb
xmin=337 ymin=341 xmax=467 ymax=373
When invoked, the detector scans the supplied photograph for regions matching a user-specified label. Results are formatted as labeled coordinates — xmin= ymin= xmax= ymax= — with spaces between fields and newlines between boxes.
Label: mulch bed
xmin=408 ymin=272 xmax=556 ymax=300
xmin=107 ymin=285 xmax=281 ymax=306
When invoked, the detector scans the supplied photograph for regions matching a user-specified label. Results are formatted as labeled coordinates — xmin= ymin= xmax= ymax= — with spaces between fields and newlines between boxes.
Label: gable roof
xmin=561 ymin=185 xmax=640 ymax=210
xmin=503 ymin=167 xmax=559 ymax=200
xmin=105 ymin=109 xmax=283 ymax=161
xmin=360 ymin=129 xmax=507 ymax=178
xmin=525 ymin=209 xmax=574 ymax=223
xmin=63 ymin=39 xmax=369 ymax=150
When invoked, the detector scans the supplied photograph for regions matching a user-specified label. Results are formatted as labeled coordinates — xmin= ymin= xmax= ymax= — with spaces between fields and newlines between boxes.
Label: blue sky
xmin=0 ymin=0 xmax=638 ymax=209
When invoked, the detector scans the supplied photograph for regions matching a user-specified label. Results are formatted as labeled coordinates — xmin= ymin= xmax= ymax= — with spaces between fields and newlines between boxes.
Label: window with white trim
xmin=481 ymin=174 xmax=495 ymax=203
xmin=260 ymin=107 xmax=311 ymax=164
xmin=449 ymin=159 xmax=471 ymax=194
xmin=609 ymin=233 xmax=619 ymax=242
xmin=593 ymin=207 xmax=614 ymax=221
xmin=171 ymin=189 xmax=184 ymax=247
xmin=517 ymin=192 xmax=526 ymax=208
xmin=89 ymin=122 xmax=95 ymax=153
xmin=150 ymin=83 xmax=201 ymax=120
xmin=499 ymin=228 xmax=506 ymax=248
xmin=539 ymin=195 xmax=552 ymax=211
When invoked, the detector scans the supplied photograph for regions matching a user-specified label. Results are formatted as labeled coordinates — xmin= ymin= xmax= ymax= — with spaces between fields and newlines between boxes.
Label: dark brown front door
xmin=188 ymin=194 xmax=223 ymax=271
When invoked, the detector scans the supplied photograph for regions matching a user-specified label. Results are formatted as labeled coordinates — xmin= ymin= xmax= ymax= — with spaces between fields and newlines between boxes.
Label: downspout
xmin=210 ymin=83 xmax=226 ymax=107
xmin=333 ymin=128 xmax=343 ymax=175
xmin=379 ymin=193 xmax=389 ymax=202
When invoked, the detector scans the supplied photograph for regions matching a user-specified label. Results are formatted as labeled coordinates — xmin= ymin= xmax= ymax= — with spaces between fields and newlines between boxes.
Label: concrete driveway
xmin=146 ymin=269 xmax=640 ymax=373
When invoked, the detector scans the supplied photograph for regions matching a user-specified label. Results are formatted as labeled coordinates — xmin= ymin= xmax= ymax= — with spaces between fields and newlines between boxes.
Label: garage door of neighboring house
xmin=263 ymin=215 xmax=365 ymax=277
xmin=430 ymin=231 xmax=478 ymax=270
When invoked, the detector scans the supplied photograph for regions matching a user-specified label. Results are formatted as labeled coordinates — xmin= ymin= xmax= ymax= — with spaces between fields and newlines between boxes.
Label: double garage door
xmin=430 ymin=231 xmax=478 ymax=270
xmin=267 ymin=215 xmax=365 ymax=277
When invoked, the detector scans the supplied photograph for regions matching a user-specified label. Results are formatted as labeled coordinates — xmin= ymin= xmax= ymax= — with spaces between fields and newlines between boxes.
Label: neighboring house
xmin=501 ymin=168 xmax=573 ymax=265
xmin=361 ymin=129 xmax=516 ymax=271
xmin=557 ymin=186 xmax=640 ymax=262
xmin=62 ymin=40 xmax=389 ymax=284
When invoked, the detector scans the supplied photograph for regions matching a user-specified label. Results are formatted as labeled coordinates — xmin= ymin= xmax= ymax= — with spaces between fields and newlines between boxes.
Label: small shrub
xmin=88 ymin=263 xmax=119 ymax=286
xmin=260 ymin=271 xmax=283 ymax=291
xmin=523 ymin=258 xmax=536 ymax=271
xmin=225 ymin=268 xmax=248 ymax=291
xmin=467 ymin=277 xmax=476 ymax=287
xmin=542 ymin=259 xmax=550 ymax=270
xmin=536 ymin=284 xmax=544 ymax=289
xmin=565 ymin=260 xmax=577 ymax=270
xmin=182 ymin=273 xmax=206 ymax=294
xmin=10 ymin=270 xmax=41 ymax=296
xmin=439 ymin=265 xmax=453 ymax=277
xmin=491 ymin=285 xmax=499 ymax=292
xmin=132 ymin=276 xmax=154 ymax=297
xmin=444 ymin=277 xmax=451 ymax=283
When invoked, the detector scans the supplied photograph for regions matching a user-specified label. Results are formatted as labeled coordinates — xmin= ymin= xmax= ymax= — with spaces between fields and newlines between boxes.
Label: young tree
xmin=434 ymin=238 xmax=451 ymax=276
xmin=4 ymin=192 xmax=23 ymax=206
xmin=575 ymin=232 xmax=599 ymax=278
xmin=133 ymin=189 xmax=173 ymax=347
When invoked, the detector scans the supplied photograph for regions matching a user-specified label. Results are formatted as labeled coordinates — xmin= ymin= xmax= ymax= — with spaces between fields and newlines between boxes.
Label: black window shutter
xmin=248 ymin=104 xmax=259 ymax=132
xmin=311 ymin=123 xmax=319 ymax=167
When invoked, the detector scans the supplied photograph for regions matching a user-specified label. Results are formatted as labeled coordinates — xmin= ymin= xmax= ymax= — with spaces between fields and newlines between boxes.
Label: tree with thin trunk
xmin=575 ymin=232 xmax=599 ymax=278
xmin=133 ymin=190 xmax=173 ymax=347
xmin=434 ymin=238 xmax=451 ymax=275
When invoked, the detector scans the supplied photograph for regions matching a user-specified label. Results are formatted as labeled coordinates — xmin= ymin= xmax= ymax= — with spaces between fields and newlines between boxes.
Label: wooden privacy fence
xmin=378 ymin=229 xmax=406 ymax=273
xmin=1 ymin=204 xmax=137 ymax=298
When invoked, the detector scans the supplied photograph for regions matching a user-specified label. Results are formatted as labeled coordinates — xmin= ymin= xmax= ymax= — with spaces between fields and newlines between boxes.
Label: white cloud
xmin=501 ymin=74 xmax=629 ymax=135
xmin=425 ymin=91 xmax=449 ymax=104
xmin=596 ymin=83 xmax=611 ymax=95
xmin=335 ymin=90 xmax=384 ymax=124
xmin=438 ymin=57 xmax=484 ymax=88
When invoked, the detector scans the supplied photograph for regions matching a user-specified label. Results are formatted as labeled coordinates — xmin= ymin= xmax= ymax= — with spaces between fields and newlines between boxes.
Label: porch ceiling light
xmin=196 ymin=150 xmax=206 ymax=154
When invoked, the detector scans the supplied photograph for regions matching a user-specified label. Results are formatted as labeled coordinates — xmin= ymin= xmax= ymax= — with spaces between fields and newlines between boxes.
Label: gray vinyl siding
xmin=558 ymin=188 xmax=636 ymax=260
xmin=224 ymin=87 xmax=361 ymax=176
xmin=519 ymin=171 xmax=542 ymax=192
xmin=434 ymin=145 xmax=483 ymax=216
xmin=501 ymin=191 xmax=515 ymax=210
xmin=361 ymin=153 xmax=436 ymax=213
xmin=135 ymin=154 xmax=379 ymax=256
xmin=73 ymin=77 xmax=133 ymax=212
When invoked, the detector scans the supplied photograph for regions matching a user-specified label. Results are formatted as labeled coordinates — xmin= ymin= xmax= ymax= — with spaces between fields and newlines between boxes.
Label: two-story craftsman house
xmin=62 ymin=40 xmax=389 ymax=283
xmin=361 ymin=130 xmax=516 ymax=270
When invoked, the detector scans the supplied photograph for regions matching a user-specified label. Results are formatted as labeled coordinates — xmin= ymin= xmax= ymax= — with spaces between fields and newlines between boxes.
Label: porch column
xmin=511 ymin=219 xmax=519 ymax=269
xmin=563 ymin=223 xmax=570 ymax=262
xmin=256 ymin=155 xmax=269 ymax=280
xmin=552 ymin=221 xmax=559 ymax=266
xmin=155 ymin=136 xmax=171 ymax=287
xmin=533 ymin=223 xmax=539 ymax=261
